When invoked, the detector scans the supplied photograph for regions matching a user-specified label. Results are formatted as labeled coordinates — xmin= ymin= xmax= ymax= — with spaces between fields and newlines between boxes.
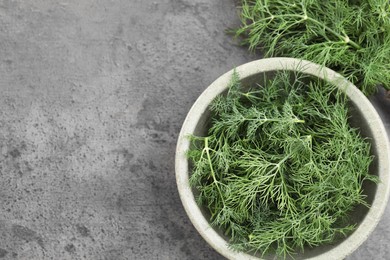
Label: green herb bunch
xmin=187 ymin=71 xmax=378 ymax=258
xmin=233 ymin=0 xmax=390 ymax=95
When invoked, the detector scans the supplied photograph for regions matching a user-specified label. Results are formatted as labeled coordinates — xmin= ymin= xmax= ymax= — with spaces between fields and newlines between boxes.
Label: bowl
xmin=175 ymin=58 xmax=390 ymax=259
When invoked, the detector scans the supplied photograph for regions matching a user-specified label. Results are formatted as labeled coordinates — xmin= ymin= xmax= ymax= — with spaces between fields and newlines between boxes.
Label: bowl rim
xmin=175 ymin=57 xmax=390 ymax=260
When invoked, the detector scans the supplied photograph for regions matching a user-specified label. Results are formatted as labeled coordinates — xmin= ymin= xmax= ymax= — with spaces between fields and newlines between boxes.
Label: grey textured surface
xmin=0 ymin=1 xmax=388 ymax=260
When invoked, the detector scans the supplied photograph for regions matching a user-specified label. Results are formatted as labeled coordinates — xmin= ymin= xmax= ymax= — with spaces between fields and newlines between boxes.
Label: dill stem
xmin=245 ymin=117 xmax=305 ymax=124
xmin=304 ymin=16 xmax=362 ymax=50
xmin=204 ymin=137 xmax=226 ymax=206
xmin=241 ymin=13 xmax=362 ymax=50
xmin=334 ymin=147 xmax=346 ymax=169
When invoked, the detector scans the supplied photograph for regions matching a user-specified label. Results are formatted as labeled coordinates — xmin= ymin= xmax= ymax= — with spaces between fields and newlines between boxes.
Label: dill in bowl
xmin=187 ymin=70 xmax=378 ymax=258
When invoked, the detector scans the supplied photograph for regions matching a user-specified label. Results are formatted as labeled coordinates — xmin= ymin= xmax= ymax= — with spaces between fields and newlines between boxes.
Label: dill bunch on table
xmin=233 ymin=0 xmax=390 ymax=95
xmin=187 ymin=71 xmax=378 ymax=258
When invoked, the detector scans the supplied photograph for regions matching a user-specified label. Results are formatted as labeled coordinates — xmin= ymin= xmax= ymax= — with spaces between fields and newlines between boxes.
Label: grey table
xmin=0 ymin=1 xmax=388 ymax=259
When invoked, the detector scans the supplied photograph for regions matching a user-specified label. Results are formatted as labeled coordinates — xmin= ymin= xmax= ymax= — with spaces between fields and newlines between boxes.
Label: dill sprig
xmin=187 ymin=71 xmax=378 ymax=258
xmin=233 ymin=0 xmax=390 ymax=95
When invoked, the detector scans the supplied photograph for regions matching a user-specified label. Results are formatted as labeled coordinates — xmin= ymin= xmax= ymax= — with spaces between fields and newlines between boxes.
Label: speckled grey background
xmin=0 ymin=0 xmax=388 ymax=259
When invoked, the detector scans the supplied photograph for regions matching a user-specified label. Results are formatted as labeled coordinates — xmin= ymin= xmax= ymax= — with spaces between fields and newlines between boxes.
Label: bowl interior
xmin=189 ymin=70 xmax=379 ymax=259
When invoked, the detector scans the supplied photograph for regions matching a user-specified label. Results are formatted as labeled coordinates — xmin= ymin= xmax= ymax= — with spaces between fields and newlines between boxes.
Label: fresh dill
xmin=233 ymin=0 xmax=390 ymax=95
xmin=187 ymin=70 xmax=378 ymax=258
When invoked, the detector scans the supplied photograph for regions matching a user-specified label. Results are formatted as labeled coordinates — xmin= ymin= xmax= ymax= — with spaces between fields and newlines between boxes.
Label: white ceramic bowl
xmin=175 ymin=58 xmax=390 ymax=259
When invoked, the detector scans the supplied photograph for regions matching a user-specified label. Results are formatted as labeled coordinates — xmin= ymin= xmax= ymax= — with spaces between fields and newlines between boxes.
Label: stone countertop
xmin=0 ymin=1 xmax=388 ymax=259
